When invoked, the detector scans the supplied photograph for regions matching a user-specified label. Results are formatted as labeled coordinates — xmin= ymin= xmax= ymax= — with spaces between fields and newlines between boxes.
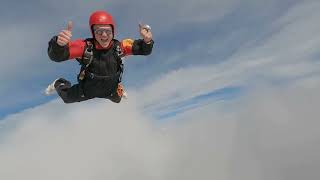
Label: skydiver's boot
xmin=45 ymin=79 xmax=58 ymax=95
xmin=45 ymin=78 xmax=65 ymax=95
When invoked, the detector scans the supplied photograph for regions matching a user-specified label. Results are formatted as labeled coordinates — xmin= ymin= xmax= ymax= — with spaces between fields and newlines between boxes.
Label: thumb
xmin=66 ymin=21 xmax=73 ymax=32
xmin=138 ymin=22 xmax=151 ymax=31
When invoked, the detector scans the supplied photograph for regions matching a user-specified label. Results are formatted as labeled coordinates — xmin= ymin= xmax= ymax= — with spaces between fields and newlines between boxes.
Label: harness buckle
xmin=89 ymin=72 xmax=95 ymax=79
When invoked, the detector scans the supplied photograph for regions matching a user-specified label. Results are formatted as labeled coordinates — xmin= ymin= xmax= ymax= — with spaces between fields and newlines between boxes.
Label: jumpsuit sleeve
xmin=120 ymin=38 xmax=154 ymax=57
xmin=47 ymin=36 xmax=86 ymax=62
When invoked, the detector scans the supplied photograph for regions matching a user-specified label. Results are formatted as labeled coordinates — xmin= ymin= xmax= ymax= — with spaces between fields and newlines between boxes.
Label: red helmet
xmin=89 ymin=10 xmax=115 ymax=36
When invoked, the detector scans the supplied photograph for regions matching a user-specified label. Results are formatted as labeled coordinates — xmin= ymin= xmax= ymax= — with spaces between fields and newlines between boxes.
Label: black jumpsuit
xmin=47 ymin=36 xmax=154 ymax=103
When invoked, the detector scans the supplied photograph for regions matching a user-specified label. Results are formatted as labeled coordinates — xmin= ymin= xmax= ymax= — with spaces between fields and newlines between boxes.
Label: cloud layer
xmin=0 ymin=99 xmax=171 ymax=180
xmin=0 ymin=74 xmax=319 ymax=180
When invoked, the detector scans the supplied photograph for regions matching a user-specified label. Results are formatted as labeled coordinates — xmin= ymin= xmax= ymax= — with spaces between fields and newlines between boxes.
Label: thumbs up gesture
xmin=57 ymin=21 xmax=73 ymax=46
xmin=139 ymin=23 xmax=153 ymax=44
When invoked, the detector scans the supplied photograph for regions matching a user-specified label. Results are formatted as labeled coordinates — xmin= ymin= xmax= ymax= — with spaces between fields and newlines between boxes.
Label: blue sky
xmin=0 ymin=0 xmax=308 ymax=119
xmin=0 ymin=0 xmax=320 ymax=179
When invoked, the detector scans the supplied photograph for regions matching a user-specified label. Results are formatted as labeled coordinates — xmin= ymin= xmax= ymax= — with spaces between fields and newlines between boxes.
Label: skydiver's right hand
xmin=56 ymin=21 xmax=73 ymax=46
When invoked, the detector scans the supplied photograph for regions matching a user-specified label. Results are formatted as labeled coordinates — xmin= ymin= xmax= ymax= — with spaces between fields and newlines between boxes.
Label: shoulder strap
xmin=112 ymin=39 xmax=124 ymax=58
xmin=112 ymin=39 xmax=124 ymax=82
xmin=77 ymin=38 xmax=95 ymax=81
xmin=77 ymin=39 xmax=125 ymax=82
xmin=76 ymin=38 xmax=94 ymax=67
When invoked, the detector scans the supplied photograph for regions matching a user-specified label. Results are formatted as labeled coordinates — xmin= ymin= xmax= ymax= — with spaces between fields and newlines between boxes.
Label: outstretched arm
xmin=132 ymin=39 xmax=154 ymax=55
xmin=120 ymin=23 xmax=154 ymax=56
xmin=48 ymin=36 xmax=70 ymax=62
xmin=48 ymin=21 xmax=73 ymax=62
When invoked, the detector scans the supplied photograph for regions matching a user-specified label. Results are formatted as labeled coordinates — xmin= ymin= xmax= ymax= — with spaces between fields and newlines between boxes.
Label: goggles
xmin=94 ymin=28 xmax=113 ymax=36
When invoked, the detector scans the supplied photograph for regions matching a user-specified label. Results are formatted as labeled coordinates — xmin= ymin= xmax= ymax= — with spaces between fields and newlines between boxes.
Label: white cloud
xmin=229 ymin=83 xmax=320 ymax=180
xmin=155 ymin=78 xmax=320 ymax=180
xmin=1 ymin=74 xmax=319 ymax=180
xmin=0 ymin=99 xmax=172 ymax=180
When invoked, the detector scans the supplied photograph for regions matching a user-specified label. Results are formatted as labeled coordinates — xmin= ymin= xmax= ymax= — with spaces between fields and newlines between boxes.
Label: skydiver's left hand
xmin=139 ymin=23 xmax=153 ymax=44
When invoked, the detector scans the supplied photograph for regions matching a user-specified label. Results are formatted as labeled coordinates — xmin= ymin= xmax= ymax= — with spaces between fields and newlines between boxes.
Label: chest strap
xmin=85 ymin=71 xmax=121 ymax=80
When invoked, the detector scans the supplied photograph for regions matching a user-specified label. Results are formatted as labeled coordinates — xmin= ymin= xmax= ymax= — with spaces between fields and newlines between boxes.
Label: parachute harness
xmin=76 ymin=39 xmax=125 ymax=97
xmin=78 ymin=41 xmax=94 ymax=81
xmin=76 ymin=39 xmax=124 ymax=82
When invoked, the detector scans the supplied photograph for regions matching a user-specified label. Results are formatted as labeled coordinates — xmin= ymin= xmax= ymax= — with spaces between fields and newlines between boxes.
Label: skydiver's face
xmin=93 ymin=25 xmax=113 ymax=48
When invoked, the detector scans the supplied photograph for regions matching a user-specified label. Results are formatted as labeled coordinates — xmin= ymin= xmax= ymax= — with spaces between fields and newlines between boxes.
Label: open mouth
xmin=100 ymin=38 xmax=109 ymax=43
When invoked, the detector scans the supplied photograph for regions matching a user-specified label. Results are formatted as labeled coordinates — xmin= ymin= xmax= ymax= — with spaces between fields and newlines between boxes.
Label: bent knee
xmin=62 ymin=99 xmax=74 ymax=104
xmin=111 ymin=99 xmax=121 ymax=103
xmin=108 ymin=96 xmax=121 ymax=103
